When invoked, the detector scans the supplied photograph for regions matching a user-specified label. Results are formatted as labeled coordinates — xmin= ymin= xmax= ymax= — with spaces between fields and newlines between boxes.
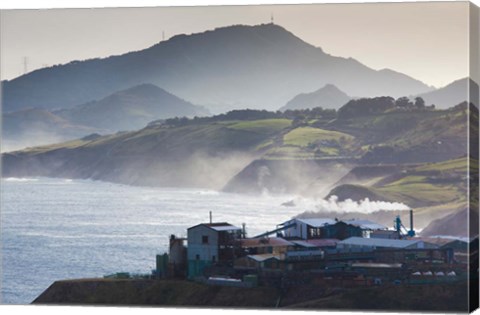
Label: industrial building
xmin=279 ymin=217 xmax=388 ymax=240
xmin=186 ymin=222 xmax=242 ymax=279
xmin=336 ymin=237 xmax=426 ymax=250
xmin=156 ymin=210 xmax=467 ymax=287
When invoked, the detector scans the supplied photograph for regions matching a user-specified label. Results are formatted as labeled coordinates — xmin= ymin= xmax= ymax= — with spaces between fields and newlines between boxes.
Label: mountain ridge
xmin=2 ymin=23 xmax=432 ymax=113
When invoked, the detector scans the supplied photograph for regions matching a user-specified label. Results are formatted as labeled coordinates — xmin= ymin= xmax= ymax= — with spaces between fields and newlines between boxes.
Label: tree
xmin=395 ymin=97 xmax=412 ymax=108
xmin=414 ymin=97 xmax=425 ymax=109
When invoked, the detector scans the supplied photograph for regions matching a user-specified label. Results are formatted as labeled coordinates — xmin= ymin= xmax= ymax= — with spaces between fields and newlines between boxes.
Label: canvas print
xmin=0 ymin=1 xmax=479 ymax=312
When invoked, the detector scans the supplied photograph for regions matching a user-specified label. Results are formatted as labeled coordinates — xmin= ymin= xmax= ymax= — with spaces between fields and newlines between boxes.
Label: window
xmin=212 ymin=255 xmax=216 ymax=263
xmin=195 ymin=254 xmax=200 ymax=260
xmin=202 ymin=235 xmax=209 ymax=244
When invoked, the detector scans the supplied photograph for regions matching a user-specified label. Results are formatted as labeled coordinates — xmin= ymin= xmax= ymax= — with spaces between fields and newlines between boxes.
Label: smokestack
xmin=209 ymin=211 xmax=212 ymax=224
xmin=242 ymin=223 xmax=247 ymax=239
xmin=410 ymin=209 xmax=413 ymax=230
xmin=404 ymin=209 xmax=416 ymax=237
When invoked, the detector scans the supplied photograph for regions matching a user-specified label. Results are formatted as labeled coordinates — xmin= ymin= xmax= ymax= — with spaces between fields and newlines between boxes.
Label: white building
xmin=187 ymin=222 xmax=242 ymax=278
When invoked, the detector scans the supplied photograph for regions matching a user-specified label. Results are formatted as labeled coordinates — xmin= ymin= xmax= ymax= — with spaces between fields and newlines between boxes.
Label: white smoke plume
xmin=315 ymin=195 xmax=410 ymax=214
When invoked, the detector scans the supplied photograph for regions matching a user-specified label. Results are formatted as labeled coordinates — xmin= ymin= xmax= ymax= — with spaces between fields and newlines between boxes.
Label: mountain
xmin=1 ymin=108 xmax=99 ymax=152
xmin=415 ymin=78 xmax=479 ymax=109
xmin=2 ymin=84 xmax=209 ymax=152
xmin=2 ymin=24 xmax=432 ymax=113
xmin=280 ymin=84 xmax=350 ymax=111
xmin=54 ymin=84 xmax=209 ymax=131
xmin=420 ymin=207 xmax=478 ymax=237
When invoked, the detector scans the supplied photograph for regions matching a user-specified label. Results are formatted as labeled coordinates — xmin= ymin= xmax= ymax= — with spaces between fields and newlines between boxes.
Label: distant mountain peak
xmin=115 ymin=83 xmax=172 ymax=97
xmin=281 ymin=84 xmax=351 ymax=111
xmin=415 ymin=77 xmax=477 ymax=109
xmin=162 ymin=22 xmax=309 ymax=49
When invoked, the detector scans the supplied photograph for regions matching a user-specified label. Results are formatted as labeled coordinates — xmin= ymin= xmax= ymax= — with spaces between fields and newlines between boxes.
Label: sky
xmin=0 ymin=1 xmax=473 ymax=88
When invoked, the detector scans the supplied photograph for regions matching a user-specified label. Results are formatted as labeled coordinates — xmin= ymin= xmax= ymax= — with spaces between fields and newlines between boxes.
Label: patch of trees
xmin=338 ymin=97 xmax=396 ymax=119
xmin=155 ymin=107 xmax=338 ymax=127
xmin=338 ymin=96 xmax=434 ymax=119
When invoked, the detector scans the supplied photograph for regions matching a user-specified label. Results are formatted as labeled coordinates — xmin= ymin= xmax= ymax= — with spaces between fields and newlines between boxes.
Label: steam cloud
xmin=315 ymin=195 xmax=410 ymax=214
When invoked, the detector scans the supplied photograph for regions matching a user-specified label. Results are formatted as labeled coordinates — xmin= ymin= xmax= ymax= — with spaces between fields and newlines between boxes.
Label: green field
xmin=414 ymin=157 xmax=468 ymax=172
xmin=228 ymin=119 xmax=291 ymax=134
xmin=265 ymin=145 xmax=315 ymax=160
xmin=283 ymin=127 xmax=354 ymax=147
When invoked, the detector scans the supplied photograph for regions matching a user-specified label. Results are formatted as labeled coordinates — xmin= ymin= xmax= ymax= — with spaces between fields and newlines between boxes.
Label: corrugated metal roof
xmin=351 ymin=262 xmax=402 ymax=268
xmin=290 ymin=240 xmax=318 ymax=248
xmin=188 ymin=222 xmax=241 ymax=231
xmin=305 ymin=239 xmax=340 ymax=247
xmin=210 ymin=225 xmax=242 ymax=231
xmin=296 ymin=218 xmax=337 ymax=227
xmin=247 ymin=254 xmax=282 ymax=262
xmin=241 ymin=237 xmax=294 ymax=248
xmin=342 ymin=219 xmax=388 ymax=230
xmin=339 ymin=237 xmax=422 ymax=248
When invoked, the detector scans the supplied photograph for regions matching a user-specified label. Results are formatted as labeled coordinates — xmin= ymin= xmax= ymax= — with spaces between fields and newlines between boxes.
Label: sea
xmin=1 ymin=177 xmax=307 ymax=305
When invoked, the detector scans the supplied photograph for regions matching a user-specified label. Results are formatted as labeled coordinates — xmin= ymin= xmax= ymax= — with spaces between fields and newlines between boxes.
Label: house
xmin=187 ymin=222 xmax=242 ymax=279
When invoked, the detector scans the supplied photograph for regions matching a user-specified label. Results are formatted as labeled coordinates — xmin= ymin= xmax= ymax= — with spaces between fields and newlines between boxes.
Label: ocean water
xmin=1 ymin=177 xmax=305 ymax=304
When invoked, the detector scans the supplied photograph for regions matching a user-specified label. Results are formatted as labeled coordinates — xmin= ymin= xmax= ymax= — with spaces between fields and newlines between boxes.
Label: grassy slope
xmin=325 ymin=157 xmax=469 ymax=230
xmin=283 ymin=127 xmax=353 ymax=147
xmin=4 ymin=107 xmax=469 ymax=203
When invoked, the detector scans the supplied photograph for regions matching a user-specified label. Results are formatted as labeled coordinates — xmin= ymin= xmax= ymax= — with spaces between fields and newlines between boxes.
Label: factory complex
xmin=153 ymin=211 xmax=474 ymax=289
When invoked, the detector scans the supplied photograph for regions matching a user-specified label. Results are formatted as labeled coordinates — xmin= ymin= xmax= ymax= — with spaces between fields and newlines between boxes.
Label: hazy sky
xmin=0 ymin=2 xmax=471 ymax=87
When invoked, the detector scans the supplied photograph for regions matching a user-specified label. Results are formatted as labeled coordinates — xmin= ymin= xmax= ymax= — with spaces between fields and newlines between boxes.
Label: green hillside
xmin=3 ymin=105 xmax=470 ymax=195
xmin=3 ymin=103 xmax=474 ymax=236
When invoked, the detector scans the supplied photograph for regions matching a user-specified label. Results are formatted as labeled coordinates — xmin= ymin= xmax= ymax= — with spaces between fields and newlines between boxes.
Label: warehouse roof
xmin=343 ymin=219 xmax=388 ymax=230
xmin=305 ymin=239 xmax=340 ymax=247
xmin=187 ymin=222 xmax=241 ymax=232
xmin=338 ymin=237 xmax=423 ymax=248
xmin=241 ymin=237 xmax=294 ymax=248
xmin=247 ymin=253 xmax=282 ymax=262
xmin=290 ymin=240 xmax=319 ymax=248
xmin=295 ymin=218 xmax=337 ymax=227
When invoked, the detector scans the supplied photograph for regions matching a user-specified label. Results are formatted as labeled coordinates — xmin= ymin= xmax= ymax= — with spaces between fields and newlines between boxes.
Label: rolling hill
xmin=2 ymin=102 xmax=474 ymax=236
xmin=1 ymin=108 xmax=100 ymax=152
xmin=2 ymin=24 xmax=432 ymax=113
xmin=415 ymin=78 xmax=478 ymax=109
xmin=55 ymin=83 xmax=209 ymax=131
xmin=280 ymin=84 xmax=351 ymax=111
xmin=2 ymin=84 xmax=209 ymax=151
xmin=3 ymin=103 xmax=469 ymax=191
